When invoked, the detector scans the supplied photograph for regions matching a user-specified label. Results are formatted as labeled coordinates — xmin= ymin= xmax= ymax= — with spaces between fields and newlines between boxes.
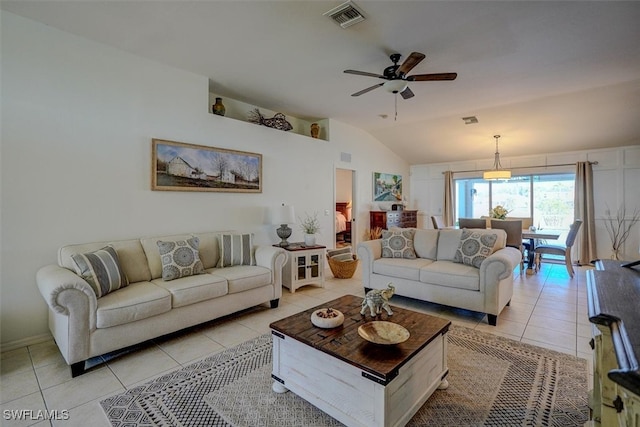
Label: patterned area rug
xmin=100 ymin=325 xmax=589 ymax=426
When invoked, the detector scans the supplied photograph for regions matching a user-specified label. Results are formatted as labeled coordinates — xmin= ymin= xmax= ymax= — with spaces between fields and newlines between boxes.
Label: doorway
xmin=335 ymin=168 xmax=356 ymax=249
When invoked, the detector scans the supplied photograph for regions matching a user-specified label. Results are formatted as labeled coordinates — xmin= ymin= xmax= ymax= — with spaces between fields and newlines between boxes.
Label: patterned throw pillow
xmin=381 ymin=229 xmax=417 ymax=259
xmin=219 ymin=234 xmax=254 ymax=267
xmin=71 ymin=245 xmax=129 ymax=298
xmin=453 ymin=230 xmax=498 ymax=268
xmin=157 ymin=237 xmax=204 ymax=281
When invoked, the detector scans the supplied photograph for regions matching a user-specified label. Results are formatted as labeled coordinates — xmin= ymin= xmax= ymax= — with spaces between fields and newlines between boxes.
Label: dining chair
xmin=458 ymin=218 xmax=487 ymax=229
xmin=534 ymin=219 xmax=583 ymax=278
xmin=491 ymin=219 xmax=525 ymax=274
xmin=505 ymin=217 xmax=533 ymax=257
xmin=431 ymin=215 xmax=445 ymax=229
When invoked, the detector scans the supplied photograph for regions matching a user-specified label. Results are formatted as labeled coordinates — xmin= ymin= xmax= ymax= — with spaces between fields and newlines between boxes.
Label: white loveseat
xmin=357 ymin=228 xmax=522 ymax=326
xmin=36 ymin=231 xmax=286 ymax=376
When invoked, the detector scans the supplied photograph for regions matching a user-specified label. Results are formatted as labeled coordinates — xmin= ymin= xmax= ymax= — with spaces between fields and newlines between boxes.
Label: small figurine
xmin=361 ymin=284 xmax=395 ymax=317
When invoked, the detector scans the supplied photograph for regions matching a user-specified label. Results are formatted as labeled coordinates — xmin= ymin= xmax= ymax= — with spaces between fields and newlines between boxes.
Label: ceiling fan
xmin=344 ymin=52 xmax=457 ymax=99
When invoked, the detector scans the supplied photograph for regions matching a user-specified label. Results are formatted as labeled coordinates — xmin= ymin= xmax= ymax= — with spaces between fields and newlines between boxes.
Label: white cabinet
xmin=281 ymin=243 xmax=325 ymax=293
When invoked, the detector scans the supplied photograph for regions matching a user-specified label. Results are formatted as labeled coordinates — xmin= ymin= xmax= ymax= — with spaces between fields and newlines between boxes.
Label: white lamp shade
xmin=483 ymin=170 xmax=512 ymax=180
xmin=271 ymin=205 xmax=296 ymax=225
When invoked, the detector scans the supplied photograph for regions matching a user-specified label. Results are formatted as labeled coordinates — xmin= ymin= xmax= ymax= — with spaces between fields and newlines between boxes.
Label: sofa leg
xmin=506 ymin=299 xmax=511 ymax=306
xmin=487 ymin=314 xmax=497 ymax=326
xmin=70 ymin=361 xmax=86 ymax=377
xmin=364 ymin=287 xmax=371 ymax=294
xmin=270 ymin=299 xmax=280 ymax=309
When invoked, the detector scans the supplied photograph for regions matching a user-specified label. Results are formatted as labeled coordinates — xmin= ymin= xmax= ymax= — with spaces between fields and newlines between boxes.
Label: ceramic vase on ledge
xmin=212 ymin=97 xmax=225 ymax=116
xmin=304 ymin=234 xmax=316 ymax=246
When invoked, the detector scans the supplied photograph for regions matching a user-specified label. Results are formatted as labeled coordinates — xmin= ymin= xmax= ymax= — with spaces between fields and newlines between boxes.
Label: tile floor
xmin=1 ymin=263 xmax=594 ymax=426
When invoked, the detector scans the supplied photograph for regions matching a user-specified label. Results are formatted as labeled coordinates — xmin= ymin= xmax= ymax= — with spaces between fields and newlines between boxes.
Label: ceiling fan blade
xmin=407 ymin=72 xmax=458 ymax=81
xmin=400 ymin=86 xmax=414 ymax=100
xmin=351 ymin=83 xmax=384 ymax=97
xmin=396 ymin=52 xmax=426 ymax=77
xmin=344 ymin=69 xmax=386 ymax=79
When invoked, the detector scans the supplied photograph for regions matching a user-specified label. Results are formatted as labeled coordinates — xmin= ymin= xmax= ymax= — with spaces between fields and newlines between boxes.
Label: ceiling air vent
xmin=324 ymin=1 xmax=366 ymax=29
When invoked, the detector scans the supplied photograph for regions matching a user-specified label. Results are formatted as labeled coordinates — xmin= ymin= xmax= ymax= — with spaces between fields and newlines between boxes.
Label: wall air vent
xmin=462 ymin=116 xmax=479 ymax=125
xmin=324 ymin=1 xmax=366 ymax=29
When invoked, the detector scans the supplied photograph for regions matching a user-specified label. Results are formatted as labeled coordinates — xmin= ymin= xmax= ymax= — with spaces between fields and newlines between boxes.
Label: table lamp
xmin=272 ymin=204 xmax=296 ymax=247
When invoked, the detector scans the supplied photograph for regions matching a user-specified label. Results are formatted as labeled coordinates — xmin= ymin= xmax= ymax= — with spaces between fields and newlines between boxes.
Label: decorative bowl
xmin=311 ymin=308 xmax=344 ymax=328
xmin=358 ymin=321 xmax=410 ymax=345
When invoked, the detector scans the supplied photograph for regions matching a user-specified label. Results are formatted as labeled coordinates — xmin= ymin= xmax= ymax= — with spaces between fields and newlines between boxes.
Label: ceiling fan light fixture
xmin=483 ymin=135 xmax=511 ymax=180
xmin=383 ymin=79 xmax=408 ymax=93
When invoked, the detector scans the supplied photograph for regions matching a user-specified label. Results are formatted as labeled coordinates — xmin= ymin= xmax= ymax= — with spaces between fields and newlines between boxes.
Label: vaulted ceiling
xmin=3 ymin=1 xmax=639 ymax=164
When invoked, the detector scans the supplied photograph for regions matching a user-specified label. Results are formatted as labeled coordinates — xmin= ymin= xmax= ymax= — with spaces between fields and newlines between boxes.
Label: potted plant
xmin=300 ymin=212 xmax=320 ymax=246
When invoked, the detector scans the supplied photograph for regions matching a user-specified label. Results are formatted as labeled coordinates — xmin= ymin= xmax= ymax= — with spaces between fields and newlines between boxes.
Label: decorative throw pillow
xmin=326 ymin=247 xmax=352 ymax=259
xmin=219 ymin=233 xmax=254 ymax=267
xmin=453 ymin=230 xmax=498 ymax=268
xmin=381 ymin=229 xmax=416 ymax=259
xmin=71 ymin=245 xmax=129 ymax=298
xmin=157 ymin=237 xmax=204 ymax=281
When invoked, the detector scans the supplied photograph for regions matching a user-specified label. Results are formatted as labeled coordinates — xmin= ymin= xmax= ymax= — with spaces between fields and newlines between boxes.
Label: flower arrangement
xmin=299 ymin=212 xmax=320 ymax=234
xmin=490 ymin=205 xmax=510 ymax=220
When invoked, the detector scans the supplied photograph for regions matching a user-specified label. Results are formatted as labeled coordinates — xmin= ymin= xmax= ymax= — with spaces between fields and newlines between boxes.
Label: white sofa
xmin=36 ymin=231 xmax=286 ymax=376
xmin=357 ymin=228 xmax=522 ymax=326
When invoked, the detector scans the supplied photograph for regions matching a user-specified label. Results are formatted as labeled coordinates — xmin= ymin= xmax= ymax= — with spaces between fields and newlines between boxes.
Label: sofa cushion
xmin=381 ymin=229 xmax=417 ymax=259
xmin=453 ymin=230 xmax=499 ymax=268
xmin=193 ymin=232 xmax=224 ymax=269
xmin=218 ymin=234 xmax=255 ymax=267
xmin=141 ymin=234 xmax=193 ymax=279
xmin=96 ymin=281 xmax=171 ymax=328
xmin=206 ymin=266 xmax=271 ymax=294
xmin=436 ymin=229 xmax=464 ymax=261
xmin=372 ymin=258 xmax=434 ymax=281
xmin=71 ymin=246 xmax=129 ymax=298
xmin=157 ymin=237 xmax=204 ymax=281
xmin=420 ymin=261 xmax=480 ymax=291
xmin=151 ymin=273 xmax=228 ymax=308
xmin=413 ymin=229 xmax=439 ymax=260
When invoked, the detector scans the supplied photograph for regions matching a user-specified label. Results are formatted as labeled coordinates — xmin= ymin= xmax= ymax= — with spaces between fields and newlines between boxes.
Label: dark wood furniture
xmin=370 ymin=209 xmax=417 ymax=230
xmin=587 ymin=259 xmax=640 ymax=426
xmin=270 ymin=294 xmax=450 ymax=426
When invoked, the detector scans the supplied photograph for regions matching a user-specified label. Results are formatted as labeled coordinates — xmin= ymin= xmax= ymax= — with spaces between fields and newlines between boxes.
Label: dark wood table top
xmin=273 ymin=242 xmax=326 ymax=251
xmin=588 ymin=260 xmax=640 ymax=395
xmin=269 ymin=294 xmax=450 ymax=384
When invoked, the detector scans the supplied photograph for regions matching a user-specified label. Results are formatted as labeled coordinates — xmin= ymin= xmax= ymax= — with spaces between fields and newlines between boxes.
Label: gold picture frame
xmin=151 ymin=139 xmax=262 ymax=193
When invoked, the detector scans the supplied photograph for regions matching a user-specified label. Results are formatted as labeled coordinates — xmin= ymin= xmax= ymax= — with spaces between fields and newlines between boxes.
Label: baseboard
xmin=1 ymin=332 xmax=53 ymax=353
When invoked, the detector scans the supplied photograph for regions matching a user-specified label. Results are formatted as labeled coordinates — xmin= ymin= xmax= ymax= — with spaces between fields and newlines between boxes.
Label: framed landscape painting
xmin=373 ymin=172 xmax=402 ymax=202
xmin=151 ymin=139 xmax=262 ymax=193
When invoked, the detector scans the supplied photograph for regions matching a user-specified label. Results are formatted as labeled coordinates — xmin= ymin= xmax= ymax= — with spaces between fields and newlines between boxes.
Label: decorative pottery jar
xmin=212 ymin=97 xmax=226 ymax=116
xmin=310 ymin=123 xmax=320 ymax=139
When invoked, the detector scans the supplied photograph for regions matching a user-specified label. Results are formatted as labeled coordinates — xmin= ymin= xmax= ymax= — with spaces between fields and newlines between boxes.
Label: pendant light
xmin=483 ymin=135 xmax=511 ymax=180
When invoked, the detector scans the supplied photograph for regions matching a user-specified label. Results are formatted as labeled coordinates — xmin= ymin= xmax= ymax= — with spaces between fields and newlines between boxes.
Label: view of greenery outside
xmin=455 ymin=173 xmax=575 ymax=230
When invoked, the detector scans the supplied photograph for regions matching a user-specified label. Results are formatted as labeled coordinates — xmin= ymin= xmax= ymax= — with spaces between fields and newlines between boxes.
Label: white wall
xmin=410 ymin=146 xmax=640 ymax=261
xmin=0 ymin=12 xmax=409 ymax=348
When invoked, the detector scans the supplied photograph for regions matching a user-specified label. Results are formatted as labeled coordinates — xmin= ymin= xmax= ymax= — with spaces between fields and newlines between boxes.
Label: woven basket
xmin=327 ymin=254 xmax=359 ymax=279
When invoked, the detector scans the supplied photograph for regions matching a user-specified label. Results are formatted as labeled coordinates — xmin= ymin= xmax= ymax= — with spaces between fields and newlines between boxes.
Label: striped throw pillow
xmin=71 ymin=246 xmax=129 ymax=298
xmin=219 ymin=234 xmax=254 ymax=267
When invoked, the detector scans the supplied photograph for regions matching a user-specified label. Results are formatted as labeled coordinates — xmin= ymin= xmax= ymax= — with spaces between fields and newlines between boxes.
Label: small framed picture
xmin=373 ymin=172 xmax=402 ymax=202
